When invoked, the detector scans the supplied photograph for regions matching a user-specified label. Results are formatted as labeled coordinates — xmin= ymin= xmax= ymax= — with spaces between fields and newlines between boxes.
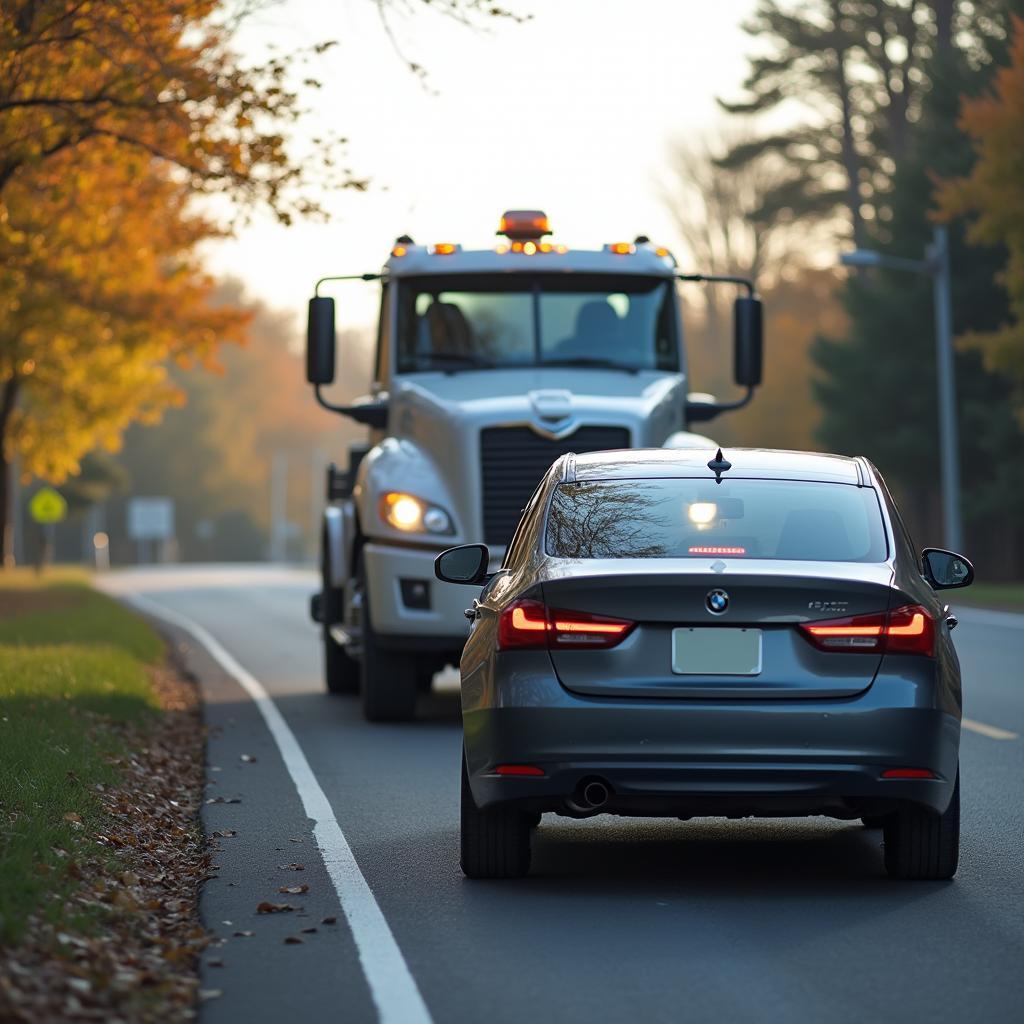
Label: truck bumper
xmin=363 ymin=542 xmax=475 ymax=644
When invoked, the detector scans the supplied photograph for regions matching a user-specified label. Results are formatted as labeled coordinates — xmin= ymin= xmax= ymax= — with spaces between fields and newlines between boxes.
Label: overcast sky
xmin=206 ymin=0 xmax=758 ymax=325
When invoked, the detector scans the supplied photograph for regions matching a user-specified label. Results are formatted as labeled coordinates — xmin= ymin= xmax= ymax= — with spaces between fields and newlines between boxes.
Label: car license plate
xmin=671 ymin=628 xmax=762 ymax=675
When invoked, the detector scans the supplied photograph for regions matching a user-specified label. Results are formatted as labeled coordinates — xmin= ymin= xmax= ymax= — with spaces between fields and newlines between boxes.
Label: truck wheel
xmin=460 ymin=753 xmax=531 ymax=879
xmin=324 ymin=625 xmax=359 ymax=695
xmin=359 ymin=570 xmax=418 ymax=722
xmin=883 ymin=770 xmax=960 ymax=880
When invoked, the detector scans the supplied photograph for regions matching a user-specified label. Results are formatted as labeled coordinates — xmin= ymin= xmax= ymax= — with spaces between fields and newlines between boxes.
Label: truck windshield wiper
xmin=541 ymin=357 xmax=643 ymax=373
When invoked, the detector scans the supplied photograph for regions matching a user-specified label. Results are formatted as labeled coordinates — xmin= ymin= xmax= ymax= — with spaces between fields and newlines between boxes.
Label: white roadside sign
xmin=127 ymin=497 xmax=175 ymax=541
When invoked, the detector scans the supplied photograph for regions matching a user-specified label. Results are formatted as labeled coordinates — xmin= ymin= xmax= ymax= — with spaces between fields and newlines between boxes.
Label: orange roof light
xmin=655 ymin=246 xmax=672 ymax=257
xmin=498 ymin=209 xmax=551 ymax=241
xmin=432 ymin=242 xmax=459 ymax=255
xmin=607 ymin=242 xmax=636 ymax=255
xmin=391 ymin=244 xmax=408 ymax=258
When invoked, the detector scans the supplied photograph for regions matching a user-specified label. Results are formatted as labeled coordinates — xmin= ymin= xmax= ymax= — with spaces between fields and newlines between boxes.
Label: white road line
xmin=123 ymin=592 xmax=433 ymax=1024
xmin=963 ymin=718 xmax=1019 ymax=741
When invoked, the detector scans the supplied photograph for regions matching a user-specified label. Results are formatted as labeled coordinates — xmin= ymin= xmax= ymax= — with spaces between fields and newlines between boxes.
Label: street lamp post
xmin=840 ymin=225 xmax=964 ymax=552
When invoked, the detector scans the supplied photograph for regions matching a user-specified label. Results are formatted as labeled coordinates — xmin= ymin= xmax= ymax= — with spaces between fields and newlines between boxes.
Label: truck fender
xmin=663 ymin=430 xmax=718 ymax=449
xmin=353 ymin=437 xmax=463 ymax=544
xmin=322 ymin=501 xmax=357 ymax=590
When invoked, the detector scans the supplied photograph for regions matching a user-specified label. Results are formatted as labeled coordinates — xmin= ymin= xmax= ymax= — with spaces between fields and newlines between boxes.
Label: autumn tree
xmin=718 ymin=1 xmax=1015 ymax=244
xmin=937 ymin=14 xmax=1024 ymax=419
xmin=0 ymin=0 xmax=519 ymax=564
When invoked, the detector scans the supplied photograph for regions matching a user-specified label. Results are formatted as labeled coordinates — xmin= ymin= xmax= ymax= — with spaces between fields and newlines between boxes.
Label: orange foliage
xmin=936 ymin=15 xmax=1024 ymax=416
xmin=0 ymin=139 xmax=249 ymax=481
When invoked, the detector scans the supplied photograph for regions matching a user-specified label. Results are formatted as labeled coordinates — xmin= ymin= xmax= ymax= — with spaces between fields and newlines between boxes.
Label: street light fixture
xmin=840 ymin=226 xmax=963 ymax=552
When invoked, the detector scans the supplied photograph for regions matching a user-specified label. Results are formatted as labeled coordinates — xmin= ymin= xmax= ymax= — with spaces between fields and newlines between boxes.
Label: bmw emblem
xmin=706 ymin=589 xmax=729 ymax=615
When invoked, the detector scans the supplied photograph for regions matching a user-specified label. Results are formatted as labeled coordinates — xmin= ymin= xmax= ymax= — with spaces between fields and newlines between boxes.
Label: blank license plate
xmin=671 ymin=628 xmax=763 ymax=675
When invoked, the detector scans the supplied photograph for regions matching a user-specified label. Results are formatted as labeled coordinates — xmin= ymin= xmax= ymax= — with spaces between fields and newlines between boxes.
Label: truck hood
xmin=390 ymin=368 xmax=685 ymax=440
xmin=357 ymin=368 xmax=697 ymax=549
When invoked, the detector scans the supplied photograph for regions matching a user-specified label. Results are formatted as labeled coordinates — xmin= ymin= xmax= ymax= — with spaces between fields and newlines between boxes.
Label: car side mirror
xmin=434 ymin=544 xmax=491 ymax=585
xmin=922 ymin=548 xmax=974 ymax=590
xmin=733 ymin=296 xmax=763 ymax=388
xmin=307 ymin=296 xmax=337 ymax=385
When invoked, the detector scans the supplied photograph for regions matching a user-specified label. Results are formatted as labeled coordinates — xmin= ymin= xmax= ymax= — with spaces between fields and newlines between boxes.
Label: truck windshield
xmin=395 ymin=274 xmax=679 ymax=373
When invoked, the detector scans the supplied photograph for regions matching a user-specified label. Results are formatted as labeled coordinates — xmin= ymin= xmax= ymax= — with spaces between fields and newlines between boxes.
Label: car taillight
xmin=498 ymin=598 xmax=634 ymax=651
xmin=799 ymin=604 xmax=934 ymax=657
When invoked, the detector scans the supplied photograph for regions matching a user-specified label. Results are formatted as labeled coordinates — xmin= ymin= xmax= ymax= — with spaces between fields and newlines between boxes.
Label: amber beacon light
xmin=498 ymin=210 xmax=551 ymax=241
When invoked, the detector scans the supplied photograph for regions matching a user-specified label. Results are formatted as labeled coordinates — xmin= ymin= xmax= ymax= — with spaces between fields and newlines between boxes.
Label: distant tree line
xmin=669 ymin=1 xmax=1024 ymax=575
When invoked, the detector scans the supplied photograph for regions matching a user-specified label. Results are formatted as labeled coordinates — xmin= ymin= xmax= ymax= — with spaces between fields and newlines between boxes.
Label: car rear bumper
xmin=463 ymin=702 xmax=961 ymax=818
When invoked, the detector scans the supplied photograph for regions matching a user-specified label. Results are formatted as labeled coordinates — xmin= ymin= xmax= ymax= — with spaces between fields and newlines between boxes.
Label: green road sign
xmin=29 ymin=487 xmax=67 ymax=525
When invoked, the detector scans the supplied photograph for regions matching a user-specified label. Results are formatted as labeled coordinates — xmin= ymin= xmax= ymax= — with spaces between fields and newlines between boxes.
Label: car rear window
xmin=545 ymin=478 xmax=888 ymax=561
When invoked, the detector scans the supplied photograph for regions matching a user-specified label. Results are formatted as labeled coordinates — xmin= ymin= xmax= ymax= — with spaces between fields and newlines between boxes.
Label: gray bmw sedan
xmin=434 ymin=448 xmax=974 ymax=881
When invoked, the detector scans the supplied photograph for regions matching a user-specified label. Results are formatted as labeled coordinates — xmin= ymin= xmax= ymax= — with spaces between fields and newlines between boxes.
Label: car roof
xmin=567 ymin=448 xmax=865 ymax=485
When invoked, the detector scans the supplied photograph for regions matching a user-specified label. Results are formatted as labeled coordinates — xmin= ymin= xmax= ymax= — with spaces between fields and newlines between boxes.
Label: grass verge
xmin=956 ymin=582 xmax=1024 ymax=613
xmin=0 ymin=576 xmax=163 ymax=942
xmin=0 ymin=571 xmax=207 ymax=1021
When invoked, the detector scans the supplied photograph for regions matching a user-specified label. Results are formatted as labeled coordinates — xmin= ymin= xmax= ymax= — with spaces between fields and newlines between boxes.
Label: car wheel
xmin=861 ymin=814 xmax=888 ymax=829
xmin=460 ymin=753 xmax=531 ymax=879
xmin=883 ymin=769 xmax=960 ymax=880
xmin=358 ymin=568 xmax=418 ymax=722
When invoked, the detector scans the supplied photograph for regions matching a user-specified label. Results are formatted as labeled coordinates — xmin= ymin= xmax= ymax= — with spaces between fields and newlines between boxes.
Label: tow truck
xmin=306 ymin=210 xmax=764 ymax=721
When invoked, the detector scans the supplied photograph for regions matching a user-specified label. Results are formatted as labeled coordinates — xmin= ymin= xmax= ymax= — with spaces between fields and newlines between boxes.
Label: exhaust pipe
xmin=581 ymin=780 xmax=609 ymax=809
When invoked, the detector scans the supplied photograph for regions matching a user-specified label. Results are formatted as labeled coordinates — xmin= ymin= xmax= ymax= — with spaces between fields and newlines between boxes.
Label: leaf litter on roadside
xmin=0 ymin=661 xmax=211 ymax=1023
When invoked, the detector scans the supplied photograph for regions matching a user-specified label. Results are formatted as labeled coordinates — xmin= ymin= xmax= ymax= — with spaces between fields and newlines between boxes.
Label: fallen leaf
xmin=278 ymin=863 xmax=304 ymax=871
xmin=277 ymin=884 xmax=309 ymax=895
xmin=240 ymin=754 xmax=257 ymax=763
xmin=63 ymin=812 xmax=83 ymax=829
xmin=256 ymin=901 xmax=295 ymax=914
xmin=213 ymin=829 xmax=237 ymax=838
xmin=121 ymin=871 xmax=140 ymax=886
xmin=283 ymin=936 xmax=303 ymax=945
xmin=200 ymin=989 xmax=223 ymax=1002
xmin=321 ymin=916 xmax=337 ymax=925
xmin=207 ymin=958 xmax=224 ymax=968
xmin=233 ymin=930 xmax=254 ymax=938
xmin=301 ymin=926 xmax=318 ymax=934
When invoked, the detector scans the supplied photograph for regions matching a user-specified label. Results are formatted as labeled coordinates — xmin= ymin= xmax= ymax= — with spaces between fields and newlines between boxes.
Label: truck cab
xmin=306 ymin=210 xmax=763 ymax=720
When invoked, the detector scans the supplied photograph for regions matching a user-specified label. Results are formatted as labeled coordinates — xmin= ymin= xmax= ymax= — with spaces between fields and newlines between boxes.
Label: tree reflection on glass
xmin=546 ymin=482 xmax=670 ymax=558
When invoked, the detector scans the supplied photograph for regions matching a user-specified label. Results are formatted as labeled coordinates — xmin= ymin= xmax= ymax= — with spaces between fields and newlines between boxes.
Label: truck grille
xmin=479 ymin=426 xmax=631 ymax=545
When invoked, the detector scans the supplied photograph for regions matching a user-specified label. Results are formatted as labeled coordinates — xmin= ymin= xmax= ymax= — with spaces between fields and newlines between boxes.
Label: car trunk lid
xmin=540 ymin=560 xmax=896 ymax=699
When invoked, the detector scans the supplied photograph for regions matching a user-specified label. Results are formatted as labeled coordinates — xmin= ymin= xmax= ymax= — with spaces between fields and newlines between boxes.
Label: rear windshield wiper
xmin=541 ymin=357 xmax=643 ymax=374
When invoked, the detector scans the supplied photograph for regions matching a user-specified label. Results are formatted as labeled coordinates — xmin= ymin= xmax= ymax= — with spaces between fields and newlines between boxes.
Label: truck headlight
xmin=379 ymin=492 xmax=454 ymax=535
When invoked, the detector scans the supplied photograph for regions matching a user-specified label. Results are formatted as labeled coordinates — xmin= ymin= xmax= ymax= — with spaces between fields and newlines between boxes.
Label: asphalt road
xmin=101 ymin=565 xmax=1024 ymax=1024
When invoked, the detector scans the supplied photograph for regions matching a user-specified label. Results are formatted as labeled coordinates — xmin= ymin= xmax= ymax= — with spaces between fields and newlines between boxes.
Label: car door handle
xmin=946 ymin=614 xmax=958 ymax=631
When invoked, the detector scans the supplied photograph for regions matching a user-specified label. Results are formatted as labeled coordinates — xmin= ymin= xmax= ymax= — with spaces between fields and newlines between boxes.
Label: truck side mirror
xmin=734 ymin=296 xmax=763 ymax=388
xmin=307 ymin=296 xmax=337 ymax=385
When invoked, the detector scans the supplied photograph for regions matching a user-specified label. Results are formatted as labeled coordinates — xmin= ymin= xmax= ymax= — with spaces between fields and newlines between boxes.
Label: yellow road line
xmin=963 ymin=718 xmax=1019 ymax=741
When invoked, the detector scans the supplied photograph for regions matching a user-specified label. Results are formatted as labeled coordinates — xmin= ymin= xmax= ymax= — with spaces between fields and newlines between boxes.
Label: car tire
xmin=460 ymin=754 xmax=531 ymax=879
xmin=883 ymin=770 xmax=960 ymax=880
xmin=359 ymin=568 xmax=418 ymax=722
